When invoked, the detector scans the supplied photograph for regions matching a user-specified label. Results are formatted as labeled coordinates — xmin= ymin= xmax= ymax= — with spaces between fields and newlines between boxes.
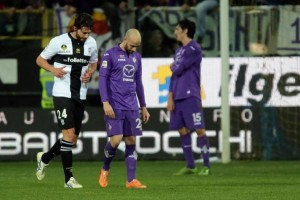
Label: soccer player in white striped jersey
xmin=35 ymin=13 xmax=98 ymax=188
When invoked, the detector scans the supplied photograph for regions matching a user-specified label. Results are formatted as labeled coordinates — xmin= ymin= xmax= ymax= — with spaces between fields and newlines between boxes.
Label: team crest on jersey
xmin=61 ymin=44 xmax=67 ymax=50
xmin=132 ymin=56 xmax=136 ymax=63
xmin=58 ymin=44 xmax=70 ymax=53
xmin=76 ymin=48 xmax=81 ymax=54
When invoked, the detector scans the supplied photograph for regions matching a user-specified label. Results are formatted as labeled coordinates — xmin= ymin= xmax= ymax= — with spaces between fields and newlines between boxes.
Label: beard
xmin=76 ymin=31 xmax=87 ymax=42
xmin=124 ymin=43 xmax=133 ymax=54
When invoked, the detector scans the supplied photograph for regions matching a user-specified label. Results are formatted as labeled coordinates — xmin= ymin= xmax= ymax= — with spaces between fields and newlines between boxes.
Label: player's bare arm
xmin=81 ymin=62 xmax=97 ymax=83
xmin=36 ymin=55 xmax=66 ymax=78
xmin=167 ymin=92 xmax=175 ymax=111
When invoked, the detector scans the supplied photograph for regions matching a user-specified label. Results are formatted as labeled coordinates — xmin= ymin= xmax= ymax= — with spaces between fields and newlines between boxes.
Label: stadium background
xmin=0 ymin=2 xmax=300 ymax=162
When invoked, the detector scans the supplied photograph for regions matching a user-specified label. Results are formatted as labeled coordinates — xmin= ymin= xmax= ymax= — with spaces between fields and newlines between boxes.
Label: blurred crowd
xmin=0 ymin=0 xmax=300 ymax=58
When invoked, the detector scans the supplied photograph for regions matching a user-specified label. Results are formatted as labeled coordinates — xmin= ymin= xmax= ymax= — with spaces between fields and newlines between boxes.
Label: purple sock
xmin=180 ymin=134 xmax=195 ymax=169
xmin=125 ymin=144 xmax=136 ymax=182
xmin=103 ymin=142 xmax=116 ymax=171
xmin=197 ymin=135 xmax=210 ymax=167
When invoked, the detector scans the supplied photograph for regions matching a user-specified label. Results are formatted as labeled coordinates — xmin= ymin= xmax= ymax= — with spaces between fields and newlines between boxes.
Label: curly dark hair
xmin=74 ymin=13 xmax=93 ymax=30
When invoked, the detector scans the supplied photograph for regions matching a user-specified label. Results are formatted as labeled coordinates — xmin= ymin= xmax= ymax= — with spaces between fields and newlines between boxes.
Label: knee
xmin=110 ymin=140 xmax=121 ymax=148
xmin=124 ymin=136 xmax=136 ymax=145
xmin=196 ymin=129 xmax=206 ymax=137
xmin=109 ymin=135 xmax=124 ymax=148
xmin=178 ymin=127 xmax=189 ymax=135
xmin=63 ymin=129 xmax=77 ymax=144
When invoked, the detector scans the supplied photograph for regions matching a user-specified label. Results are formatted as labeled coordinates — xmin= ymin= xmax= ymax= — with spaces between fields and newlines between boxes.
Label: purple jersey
xmin=99 ymin=44 xmax=146 ymax=110
xmin=169 ymin=40 xmax=202 ymax=100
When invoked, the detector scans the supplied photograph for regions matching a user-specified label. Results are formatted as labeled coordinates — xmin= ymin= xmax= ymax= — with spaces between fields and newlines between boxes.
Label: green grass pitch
xmin=0 ymin=161 xmax=299 ymax=200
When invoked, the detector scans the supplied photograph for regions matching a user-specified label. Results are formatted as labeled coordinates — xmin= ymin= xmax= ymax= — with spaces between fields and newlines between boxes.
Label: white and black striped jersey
xmin=40 ymin=33 xmax=98 ymax=100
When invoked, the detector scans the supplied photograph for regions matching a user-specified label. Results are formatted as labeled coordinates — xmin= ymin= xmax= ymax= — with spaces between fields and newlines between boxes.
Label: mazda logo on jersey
xmin=123 ymin=65 xmax=135 ymax=77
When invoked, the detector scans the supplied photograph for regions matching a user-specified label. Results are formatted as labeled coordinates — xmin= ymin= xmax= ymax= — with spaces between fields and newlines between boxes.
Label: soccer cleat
xmin=173 ymin=167 xmax=198 ymax=175
xmin=198 ymin=167 xmax=211 ymax=176
xmin=99 ymin=169 xmax=109 ymax=188
xmin=126 ymin=179 xmax=147 ymax=189
xmin=64 ymin=177 xmax=83 ymax=188
xmin=36 ymin=152 xmax=48 ymax=180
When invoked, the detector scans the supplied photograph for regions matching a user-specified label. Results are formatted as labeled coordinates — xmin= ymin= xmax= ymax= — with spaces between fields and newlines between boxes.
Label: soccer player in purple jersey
xmin=167 ymin=19 xmax=211 ymax=176
xmin=98 ymin=29 xmax=150 ymax=188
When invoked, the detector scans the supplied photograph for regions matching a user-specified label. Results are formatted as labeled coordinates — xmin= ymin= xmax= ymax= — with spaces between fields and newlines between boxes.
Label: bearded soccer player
xmin=98 ymin=29 xmax=150 ymax=189
xmin=167 ymin=19 xmax=211 ymax=176
xmin=35 ymin=13 xmax=98 ymax=188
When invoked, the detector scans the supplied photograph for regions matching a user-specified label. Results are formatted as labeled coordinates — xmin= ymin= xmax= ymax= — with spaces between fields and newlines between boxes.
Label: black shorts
xmin=53 ymin=97 xmax=85 ymax=135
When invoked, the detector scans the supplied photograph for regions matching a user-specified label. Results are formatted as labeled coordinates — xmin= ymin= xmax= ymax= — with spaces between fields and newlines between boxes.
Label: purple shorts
xmin=169 ymin=97 xmax=205 ymax=130
xmin=105 ymin=109 xmax=143 ymax=137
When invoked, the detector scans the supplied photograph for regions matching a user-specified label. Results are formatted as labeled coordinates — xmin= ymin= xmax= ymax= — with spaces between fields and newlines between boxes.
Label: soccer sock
xmin=197 ymin=134 xmax=210 ymax=168
xmin=103 ymin=142 xmax=116 ymax=171
xmin=180 ymin=134 xmax=195 ymax=169
xmin=42 ymin=138 xmax=62 ymax=164
xmin=125 ymin=144 xmax=137 ymax=182
xmin=61 ymin=139 xmax=73 ymax=183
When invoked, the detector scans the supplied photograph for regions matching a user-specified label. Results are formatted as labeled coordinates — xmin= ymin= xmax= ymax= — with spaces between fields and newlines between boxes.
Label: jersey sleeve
xmin=171 ymin=46 xmax=201 ymax=75
xmin=89 ymin=40 xmax=98 ymax=64
xmin=135 ymin=54 xmax=146 ymax=107
xmin=98 ymin=51 xmax=112 ymax=102
xmin=169 ymin=75 xmax=175 ymax=93
xmin=40 ymin=37 xmax=59 ymax=60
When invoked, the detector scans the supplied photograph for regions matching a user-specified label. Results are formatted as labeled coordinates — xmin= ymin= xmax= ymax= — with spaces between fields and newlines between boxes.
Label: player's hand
xmin=103 ymin=102 xmax=115 ymax=119
xmin=141 ymin=107 xmax=150 ymax=123
xmin=53 ymin=66 xmax=67 ymax=78
xmin=167 ymin=98 xmax=175 ymax=111
xmin=81 ymin=71 xmax=92 ymax=83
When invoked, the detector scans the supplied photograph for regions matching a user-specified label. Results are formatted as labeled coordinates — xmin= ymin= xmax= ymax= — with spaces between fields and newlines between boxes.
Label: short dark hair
xmin=74 ymin=13 xmax=93 ymax=30
xmin=178 ymin=19 xmax=195 ymax=39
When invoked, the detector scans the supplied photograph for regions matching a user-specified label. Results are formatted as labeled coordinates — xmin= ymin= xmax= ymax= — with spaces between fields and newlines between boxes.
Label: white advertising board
xmin=142 ymin=57 xmax=300 ymax=107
